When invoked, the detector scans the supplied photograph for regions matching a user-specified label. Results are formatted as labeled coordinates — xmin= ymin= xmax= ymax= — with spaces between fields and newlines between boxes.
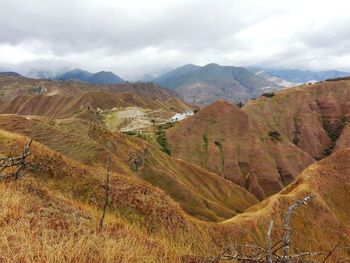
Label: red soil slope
xmin=244 ymin=80 xmax=350 ymax=159
xmin=168 ymin=100 xmax=314 ymax=199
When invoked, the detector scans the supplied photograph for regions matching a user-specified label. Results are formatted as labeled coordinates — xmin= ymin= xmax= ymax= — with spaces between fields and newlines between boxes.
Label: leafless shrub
xmin=214 ymin=195 xmax=339 ymax=262
xmin=99 ymin=156 xmax=111 ymax=230
xmin=0 ymin=139 xmax=33 ymax=180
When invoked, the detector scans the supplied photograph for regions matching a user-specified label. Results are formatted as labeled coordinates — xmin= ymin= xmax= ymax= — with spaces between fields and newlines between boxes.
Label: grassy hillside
xmin=1 ymin=130 xmax=350 ymax=261
xmin=0 ymin=76 xmax=182 ymax=103
xmin=0 ymin=115 xmax=257 ymax=222
xmin=0 ymin=91 xmax=190 ymax=120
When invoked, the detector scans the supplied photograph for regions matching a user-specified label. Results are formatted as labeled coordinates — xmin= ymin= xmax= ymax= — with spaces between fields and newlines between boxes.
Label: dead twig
xmin=99 ymin=156 xmax=111 ymax=230
xmin=266 ymin=220 xmax=274 ymax=263
xmin=322 ymin=242 xmax=340 ymax=263
xmin=282 ymin=195 xmax=315 ymax=263
xmin=0 ymin=139 xmax=33 ymax=180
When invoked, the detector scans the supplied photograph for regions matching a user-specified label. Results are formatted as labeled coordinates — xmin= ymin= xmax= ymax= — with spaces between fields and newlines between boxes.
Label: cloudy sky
xmin=1 ymin=0 xmax=350 ymax=79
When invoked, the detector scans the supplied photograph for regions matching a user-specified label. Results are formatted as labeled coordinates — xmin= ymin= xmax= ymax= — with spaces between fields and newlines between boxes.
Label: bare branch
xmin=282 ymin=195 xmax=315 ymax=262
xmin=99 ymin=156 xmax=111 ymax=230
xmin=266 ymin=220 xmax=274 ymax=263
xmin=290 ymin=251 xmax=323 ymax=258
xmin=323 ymin=242 xmax=340 ymax=262
xmin=0 ymin=139 xmax=33 ymax=180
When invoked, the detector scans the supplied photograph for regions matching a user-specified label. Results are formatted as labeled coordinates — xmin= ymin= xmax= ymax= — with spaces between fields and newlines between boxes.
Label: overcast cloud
xmin=1 ymin=0 xmax=350 ymax=79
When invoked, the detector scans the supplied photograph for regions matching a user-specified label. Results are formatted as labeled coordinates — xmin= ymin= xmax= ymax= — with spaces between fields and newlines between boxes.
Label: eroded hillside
xmin=168 ymin=100 xmax=314 ymax=199
xmin=168 ymin=79 xmax=350 ymax=200
xmin=244 ymin=79 xmax=350 ymax=159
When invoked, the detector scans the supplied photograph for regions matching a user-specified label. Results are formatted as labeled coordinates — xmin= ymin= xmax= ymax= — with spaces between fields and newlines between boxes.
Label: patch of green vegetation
xmin=268 ymin=130 xmax=281 ymax=142
xmin=214 ymin=140 xmax=225 ymax=178
xmin=261 ymin=92 xmax=275 ymax=98
xmin=320 ymin=115 xmax=347 ymax=157
xmin=203 ymin=133 xmax=209 ymax=149
xmin=235 ymin=102 xmax=244 ymax=108
xmin=202 ymin=133 xmax=209 ymax=168
xmin=322 ymin=147 xmax=333 ymax=157
xmin=292 ymin=115 xmax=302 ymax=145
xmin=155 ymin=126 xmax=171 ymax=155
xmin=123 ymin=130 xmax=137 ymax=136
xmin=157 ymin=122 xmax=176 ymax=130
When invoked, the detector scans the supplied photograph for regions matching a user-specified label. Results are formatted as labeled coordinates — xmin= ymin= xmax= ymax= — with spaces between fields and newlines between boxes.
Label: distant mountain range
xmin=9 ymin=68 xmax=125 ymax=85
xmin=267 ymin=69 xmax=350 ymax=83
xmin=55 ymin=69 xmax=125 ymax=84
xmin=1 ymin=65 xmax=349 ymax=105
xmin=153 ymin=63 xmax=279 ymax=105
xmin=0 ymin=71 xmax=22 ymax=77
xmin=248 ymin=68 xmax=297 ymax=87
xmin=151 ymin=64 xmax=350 ymax=105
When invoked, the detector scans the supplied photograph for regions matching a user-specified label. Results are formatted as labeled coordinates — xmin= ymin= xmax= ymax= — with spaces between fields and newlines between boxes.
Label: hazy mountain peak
xmin=154 ymin=64 xmax=279 ymax=104
xmin=54 ymin=69 xmax=124 ymax=84
xmin=0 ymin=71 xmax=22 ymax=77
xmin=87 ymin=71 xmax=125 ymax=84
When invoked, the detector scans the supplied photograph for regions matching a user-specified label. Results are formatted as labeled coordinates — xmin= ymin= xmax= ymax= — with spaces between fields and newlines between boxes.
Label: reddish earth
xmin=244 ymin=80 xmax=350 ymax=159
xmin=168 ymin=79 xmax=350 ymax=199
xmin=168 ymin=100 xmax=314 ymax=199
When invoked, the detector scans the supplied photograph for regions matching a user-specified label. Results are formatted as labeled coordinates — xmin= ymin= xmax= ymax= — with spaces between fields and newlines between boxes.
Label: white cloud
xmin=1 ymin=0 xmax=350 ymax=79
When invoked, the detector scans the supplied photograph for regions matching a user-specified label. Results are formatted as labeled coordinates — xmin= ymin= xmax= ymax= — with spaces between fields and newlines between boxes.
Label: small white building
xmin=171 ymin=110 xmax=194 ymax=122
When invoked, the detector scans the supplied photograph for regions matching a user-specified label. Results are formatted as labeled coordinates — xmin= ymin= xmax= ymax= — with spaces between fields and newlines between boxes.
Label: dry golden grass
xmin=0 ymin=180 xmax=185 ymax=263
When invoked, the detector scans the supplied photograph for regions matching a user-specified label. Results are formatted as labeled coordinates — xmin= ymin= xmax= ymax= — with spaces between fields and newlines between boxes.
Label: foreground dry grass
xmin=0 ymin=180 xmax=184 ymax=263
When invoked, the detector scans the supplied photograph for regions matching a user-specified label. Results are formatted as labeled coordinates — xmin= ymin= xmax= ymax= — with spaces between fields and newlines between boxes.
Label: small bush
xmin=261 ymin=92 xmax=275 ymax=98
xmin=268 ymin=130 xmax=281 ymax=142
xmin=157 ymin=122 xmax=175 ymax=130
xmin=123 ymin=131 xmax=137 ymax=136
xmin=322 ymin=147 xmax=333 ymax=157
xmin=235 ymin=102 xmax=244 ymax=108
xmin=155 ymin=126 xmax=171 ymax=155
